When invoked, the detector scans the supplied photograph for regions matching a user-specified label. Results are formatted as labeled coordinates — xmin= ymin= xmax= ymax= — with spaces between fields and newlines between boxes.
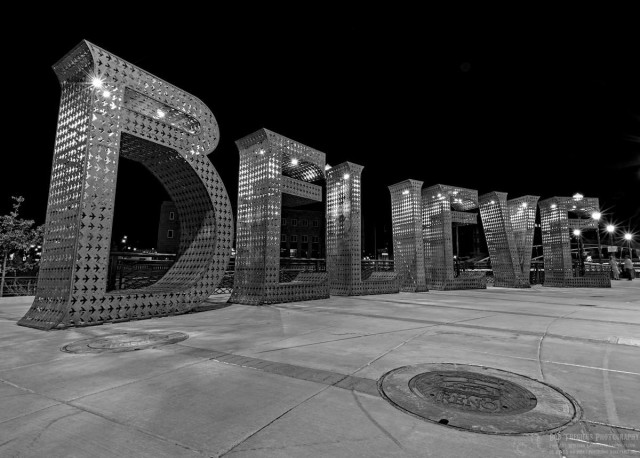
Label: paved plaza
xmin=1 ymin=282 xmax=639 ymax=457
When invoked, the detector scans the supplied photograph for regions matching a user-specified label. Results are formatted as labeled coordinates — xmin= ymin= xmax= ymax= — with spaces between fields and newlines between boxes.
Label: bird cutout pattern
xmin=230 ymin=129 xmax=329 ymax=305
xmin=478 ymin=192 xmax=539 ymax=288
xmin=422 ymin=184 xmax=486 ymax=290
xmin=538 ymin=196 xmax=610 ymax=287
xmin=389 ymin=180 xmax=428 ymax=292
xmin=326 ymin=162 xmax=399 ymax=296
xmin=19 ymin=41 xmax=233 ymax=330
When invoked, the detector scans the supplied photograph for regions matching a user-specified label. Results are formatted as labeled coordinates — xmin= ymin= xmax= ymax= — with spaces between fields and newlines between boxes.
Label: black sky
xmin=2 ymin=20 xmax=639 ymax=252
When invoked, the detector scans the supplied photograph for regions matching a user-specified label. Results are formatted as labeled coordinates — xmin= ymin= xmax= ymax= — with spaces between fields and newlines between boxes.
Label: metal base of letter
xmin=18 ymin=41 xmax=233 ymax=330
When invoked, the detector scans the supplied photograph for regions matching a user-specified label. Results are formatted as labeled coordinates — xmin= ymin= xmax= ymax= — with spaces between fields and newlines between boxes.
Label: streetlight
xmin=624 ymin=233 xmax=633 ymax=258
xmin=90 ymin=75 xmax=104 ymax=89
xmin=573 ymin=229 xmax=584 ymax=275
xmin=606 ymin=224 xmax=615 ymax=259
xmin=592 ymin=212 xmax=603 ymax=264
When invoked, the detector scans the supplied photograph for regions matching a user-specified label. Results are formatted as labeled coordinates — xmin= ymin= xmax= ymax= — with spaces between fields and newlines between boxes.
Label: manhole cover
xmin=61 ymin=331 xmax=188 ymax=353
xmin=379 ymin=363 xmax=580 ymax=435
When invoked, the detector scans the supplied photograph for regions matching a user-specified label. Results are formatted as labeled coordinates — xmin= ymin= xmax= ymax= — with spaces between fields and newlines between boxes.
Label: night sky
xmin=2 ymin=23 xmax=639 ymax=254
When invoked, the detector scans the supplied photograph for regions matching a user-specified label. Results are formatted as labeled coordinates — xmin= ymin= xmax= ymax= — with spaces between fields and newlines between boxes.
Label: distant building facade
xmin=157 ymin=201 xmax=180 ymax=253
xmin=281 ymin=209 xmax=324 ymax=258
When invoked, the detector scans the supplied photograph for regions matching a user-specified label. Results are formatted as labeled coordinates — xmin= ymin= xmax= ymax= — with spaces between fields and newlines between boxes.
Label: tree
xmin=0 ymin=197 xmax=43 ymax=297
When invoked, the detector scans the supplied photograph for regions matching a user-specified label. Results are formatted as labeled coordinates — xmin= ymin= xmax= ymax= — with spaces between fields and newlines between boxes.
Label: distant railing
xmin=361 ymin=259 xmax=394 ymax=280
xmin=107 ymin=253 xmax=235 ymax=294
xmin=528 ymin=260 xmax=639 ymax=284
xmin=278 ymin=258 xmax=395 ymax=282
xmin=108 ymin=252 xmax=177 ymax=291
xmin=5 ymin=256 xmax=634 ymax=297
xmin=279 ymin=258 xmax=324 ymax=282
xmin=0 ymin=276 xmax=38 ymax=297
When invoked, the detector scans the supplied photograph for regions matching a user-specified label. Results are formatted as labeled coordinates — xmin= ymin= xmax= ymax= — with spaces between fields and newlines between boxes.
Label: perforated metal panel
xmin=422 ymin=184 xmax=486 ymax=290
xmin=538 ymin=196 xmax=610 ymax=288
xmin=479 ymin=192 xmax=539 ymax=288
xmin=230 ymin=129 xmax=329 ymax=305
xmin=389 ymin=180 xmax=428 ymax=292
xmin=508 ymin=195 xmax=540 ymax=282
xmin=326 ymin=162 xmax=398 ymax=296
xmin=18 ymin=41 xmax=233 ymax=330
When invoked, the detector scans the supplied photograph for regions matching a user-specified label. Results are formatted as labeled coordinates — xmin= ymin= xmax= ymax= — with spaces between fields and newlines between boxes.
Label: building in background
xmin=281 ymin=208 xmax=324 ymax=258
xmin=157 ymin=201 xmax=180 ymax=253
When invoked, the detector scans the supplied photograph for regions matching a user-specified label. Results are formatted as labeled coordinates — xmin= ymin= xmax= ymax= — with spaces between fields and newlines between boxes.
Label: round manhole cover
xmin=379 ymin=363 xmax=580 ymax=435
xmin=61 ymin=331 xmax=188 ymax=353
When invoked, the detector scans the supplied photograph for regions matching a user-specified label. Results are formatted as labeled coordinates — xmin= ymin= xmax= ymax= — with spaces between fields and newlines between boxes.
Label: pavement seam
xmin=63 ymin=401 xmax=207 ymax=456
xmin=602 ymin=346 xmax=621 ymax=426
xmin=351 ymin=390 xmax=404 ymax=450
xmin=0 ymin=355 xmax=72 ymax=373
xmin=222 ymin=437 xmax=374 ymax=455
xmin=424 ymin=289 xmax=639 ymax=308
xmin=284 ymin=296 xmax=640 ymax=326
xmin=272 ymin=304 xmax=631 ymax=348
xmin=61 ymin=358 xmax=211 ymax=403
xmin=0 ymin=403 xmax=64 ymax=427
xmin=0 ymin=378 xmax=207 ymax=456
xmin=352 ymin=314 xmax=499 ymax=377
xmin=0 ymin=379 xmax=64 ymax=426
xmin=413 ymin=345 xmax=640 ymax=376
xmin=242 ymin=319 xmax=338 ymax=351
xmin=537 ymin=310 xmax=578 ymax=381
xmin=172 ymin=334 xmax=640 ymax=381
xmin=255 ymin=323 xmax=444 ymax=354
xmin=217 ymin=382 xmax=343 ymax=457
xmin=584 ymin=420 xmax=640 ymax=433
xmin=21 ymin=410 xmax=84 ymax=451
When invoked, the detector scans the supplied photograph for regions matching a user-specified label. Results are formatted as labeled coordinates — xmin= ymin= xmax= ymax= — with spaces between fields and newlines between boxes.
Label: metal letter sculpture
xmin=230 ymin=129 xmax=329 ymax=305
xmin=18 ymin=41 xmax=233 ymax=330
xmin=479 ymin=192 xmax=539 ymax=288
xmin=422 ymin=184 xmax=486 ymax=290
xmin=326 ymin=162 xmax=399 ymax=295
xmin=538 ymin=196 xmax=610 ymax=287
xmin=389 ymin=180 xmax=428 ymax=292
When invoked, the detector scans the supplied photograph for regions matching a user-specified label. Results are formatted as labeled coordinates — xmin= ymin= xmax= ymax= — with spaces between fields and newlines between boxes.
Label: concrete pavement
xmin=1 ymin=282 xmax=638 ymax=457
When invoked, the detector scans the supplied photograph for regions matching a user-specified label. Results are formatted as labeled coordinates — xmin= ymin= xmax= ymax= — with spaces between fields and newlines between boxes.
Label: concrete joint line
xmin=0 ymin=377 xmax=206 ymax=456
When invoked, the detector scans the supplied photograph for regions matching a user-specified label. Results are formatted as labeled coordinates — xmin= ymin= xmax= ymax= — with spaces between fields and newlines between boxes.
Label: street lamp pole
xmin=573 ymin=229 xmax=584 ymax=276
xmin=572 ymin=193 xmax=585 ymax=274
xmin=624 ymin=233 xmax=633 ymax=259
xmin=592 ymin=212 xmax=603 ymax=265
xmin=606 ymin=224 xmax=615 ymax=258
